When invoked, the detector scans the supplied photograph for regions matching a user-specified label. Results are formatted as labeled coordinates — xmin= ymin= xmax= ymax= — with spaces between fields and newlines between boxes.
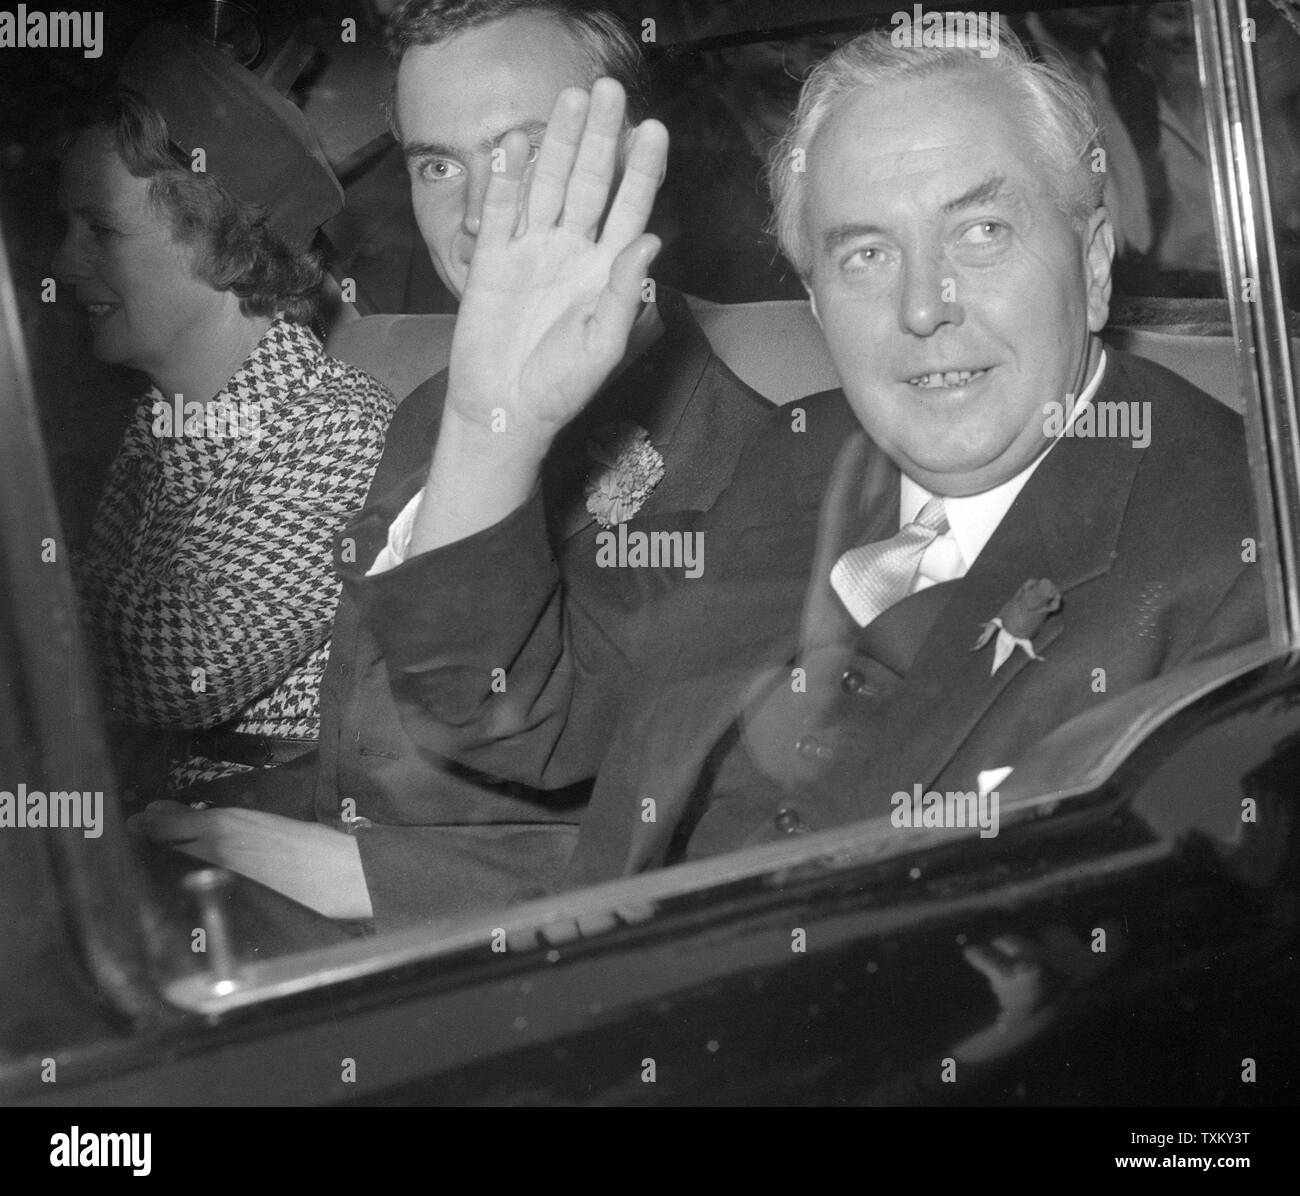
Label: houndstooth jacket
xmin=81 ymin=316 xmax=394 ymax=756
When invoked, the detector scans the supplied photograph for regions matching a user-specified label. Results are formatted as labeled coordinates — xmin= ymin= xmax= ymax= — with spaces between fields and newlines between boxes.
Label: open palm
xmin=447 ymin=79 xmax=669 ymax=441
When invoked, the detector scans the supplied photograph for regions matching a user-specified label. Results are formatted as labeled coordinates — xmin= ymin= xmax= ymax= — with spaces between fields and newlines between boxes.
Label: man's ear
xmin=1084 ymin=207 xmax=1115 ymax=334
xmin=807 ymin=283 xmax=822 ymax=327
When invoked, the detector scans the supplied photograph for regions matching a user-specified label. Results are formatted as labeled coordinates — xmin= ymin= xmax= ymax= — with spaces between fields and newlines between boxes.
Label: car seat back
xmin=327 ymin=298 xmax=1283 ymax=413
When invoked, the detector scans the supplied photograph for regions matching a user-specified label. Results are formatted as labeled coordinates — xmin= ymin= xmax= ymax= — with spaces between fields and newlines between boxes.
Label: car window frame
xmin=1195 ymin=0 xmax=1300 ymax=648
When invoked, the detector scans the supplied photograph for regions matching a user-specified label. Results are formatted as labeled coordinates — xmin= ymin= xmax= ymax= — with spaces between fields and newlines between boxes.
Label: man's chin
xmin=896 ymin=451 xmax=1031 ymax=498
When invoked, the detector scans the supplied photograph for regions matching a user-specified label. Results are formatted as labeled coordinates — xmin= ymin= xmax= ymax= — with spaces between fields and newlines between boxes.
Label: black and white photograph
xmin=1 ymin=0 xmax=1298 ymax=1142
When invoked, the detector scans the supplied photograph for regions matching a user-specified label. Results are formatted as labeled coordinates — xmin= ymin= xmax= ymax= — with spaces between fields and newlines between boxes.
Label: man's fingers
xmin=599 ymin=118 xmax=669 ymax=252
xmin=589 ymin=233 xmax=661 ymax=356
xmin=526 ymin=87 xmax=589 ymax=229
xmin=477 ymin=130 xmax=534 ymax=246
xmin=559 ymin=77 xmax=627 ymax=237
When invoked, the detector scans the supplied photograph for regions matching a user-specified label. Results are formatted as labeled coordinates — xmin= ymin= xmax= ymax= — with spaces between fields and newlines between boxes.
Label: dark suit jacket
xmin=351 ymin=350 xmax=1266 ymax=891
xmin=198 ymin=287 xmax=774 ymax=927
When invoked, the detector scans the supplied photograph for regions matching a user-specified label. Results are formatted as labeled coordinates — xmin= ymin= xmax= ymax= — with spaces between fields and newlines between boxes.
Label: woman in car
xmin=54 ymin=24 xmax=393 ymax=792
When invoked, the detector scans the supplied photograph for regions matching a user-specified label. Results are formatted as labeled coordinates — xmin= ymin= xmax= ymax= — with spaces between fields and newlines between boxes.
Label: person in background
xmin=57 ymin=23 xmax=394 ymax=794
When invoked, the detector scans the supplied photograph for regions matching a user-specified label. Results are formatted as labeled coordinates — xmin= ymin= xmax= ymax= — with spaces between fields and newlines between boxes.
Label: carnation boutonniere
xmin=584 ymin=420 xmax=666 ymax=528
xmin=971 ymin=578 xmax=1062 ymax=675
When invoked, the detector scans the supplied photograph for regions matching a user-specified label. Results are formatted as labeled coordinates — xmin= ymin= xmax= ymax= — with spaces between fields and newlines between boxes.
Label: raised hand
xmin=446 ymin=78 xmax=668 ymax=439
xmin=409 ymin=79 xmax=668 ymax=553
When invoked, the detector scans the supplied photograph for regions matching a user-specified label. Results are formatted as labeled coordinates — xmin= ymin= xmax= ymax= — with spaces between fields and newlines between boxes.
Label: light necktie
xmin=830 ymin=496 xmax=949 ymax=627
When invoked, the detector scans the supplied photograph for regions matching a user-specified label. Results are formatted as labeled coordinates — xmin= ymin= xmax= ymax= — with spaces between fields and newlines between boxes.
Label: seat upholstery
xmin=326 ymin=313 xmax=457 ymax=406
xmin=326 ymin=297 xmax=1277 ymax=412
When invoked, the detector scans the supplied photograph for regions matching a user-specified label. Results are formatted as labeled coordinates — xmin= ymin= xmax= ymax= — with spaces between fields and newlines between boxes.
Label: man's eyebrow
xmin=403 ymin=119 xmax=550 ymax=163
xmin=941 ymin=172 xmax=1016 ymax=215
xmin=402 ymin=138 xmax=457 ymax=163
xmin=62 ymin=201 xmax=118 ymax=221
xmin=822 ymin=222 xmax=886 ymax=254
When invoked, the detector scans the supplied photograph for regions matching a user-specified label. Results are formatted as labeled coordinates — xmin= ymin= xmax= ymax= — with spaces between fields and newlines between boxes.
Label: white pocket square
xmin=977 ymin=766 xmax=1013 ymax=798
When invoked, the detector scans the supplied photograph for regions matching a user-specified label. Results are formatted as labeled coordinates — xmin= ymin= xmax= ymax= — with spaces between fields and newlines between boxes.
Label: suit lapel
xmin=799 ymin=430 xmax=899 ymax=654
xmin=549 ymin=286 xmax=716 ymax=543
xmin=858 ymin=359 xmax=1150 ymax=808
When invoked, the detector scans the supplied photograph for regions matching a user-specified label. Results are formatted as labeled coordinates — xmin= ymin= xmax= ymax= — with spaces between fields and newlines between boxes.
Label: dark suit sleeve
xmin=356 ymin=821 xmax=580 ymax=930
xmin=342 ymin=485 xmax=689 ymax=793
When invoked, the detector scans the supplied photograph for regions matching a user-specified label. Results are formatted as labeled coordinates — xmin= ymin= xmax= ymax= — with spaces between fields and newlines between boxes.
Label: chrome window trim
xmin=1196 ymin=0 xmax=1300 ymax=649
xmin=163 ymin=830 xmax=1174 ymax=1017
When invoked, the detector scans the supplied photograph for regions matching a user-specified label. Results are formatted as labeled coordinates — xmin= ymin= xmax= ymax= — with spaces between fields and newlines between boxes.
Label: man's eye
xmin=959 ymin=220 xmax=1009 ymax=246
xmin=842 ymin=246 xmax=883 ymax=271
xmin=417 ymin=158 xmax=465 ymax=183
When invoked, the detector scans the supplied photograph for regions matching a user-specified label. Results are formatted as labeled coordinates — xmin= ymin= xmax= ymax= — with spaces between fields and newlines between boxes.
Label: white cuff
xmin=366 ymin=492 xmax=425 ymax=575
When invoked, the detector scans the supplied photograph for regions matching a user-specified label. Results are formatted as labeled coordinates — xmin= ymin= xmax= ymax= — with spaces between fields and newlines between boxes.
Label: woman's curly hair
xmin=72 ymin=88 xmax=326 ymax=324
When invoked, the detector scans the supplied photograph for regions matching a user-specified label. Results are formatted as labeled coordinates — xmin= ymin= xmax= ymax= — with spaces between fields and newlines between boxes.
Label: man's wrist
xmin=407 ymin=406 xmax=550 ymax=555
xmin=437 ymin=402 xmax=553 ymax=470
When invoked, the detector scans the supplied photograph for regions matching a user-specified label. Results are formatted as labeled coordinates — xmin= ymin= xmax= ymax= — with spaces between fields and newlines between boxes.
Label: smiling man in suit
xmin=336 ymin=25 xmax=1264 ymax=893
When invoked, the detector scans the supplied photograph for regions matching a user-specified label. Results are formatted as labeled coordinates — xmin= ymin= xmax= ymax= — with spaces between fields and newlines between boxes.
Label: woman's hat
xmin=118 ymin=22 xmax=343 ymax=247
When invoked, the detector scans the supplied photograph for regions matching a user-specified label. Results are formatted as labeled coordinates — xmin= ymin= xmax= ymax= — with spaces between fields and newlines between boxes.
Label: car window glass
xmin=1254 ymin=1 xmax=1300 ymax=326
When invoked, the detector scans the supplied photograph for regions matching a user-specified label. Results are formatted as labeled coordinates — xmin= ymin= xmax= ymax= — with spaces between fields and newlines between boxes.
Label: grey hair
xmin=769 ymin=26 xmax=1105 ymax=278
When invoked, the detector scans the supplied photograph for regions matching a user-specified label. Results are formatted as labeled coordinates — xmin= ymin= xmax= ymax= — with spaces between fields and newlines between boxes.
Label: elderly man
xmin=139 ymin=0 xmax=772 ymax=921
xmin=338 ymin=27 xmax=1264 ymax=889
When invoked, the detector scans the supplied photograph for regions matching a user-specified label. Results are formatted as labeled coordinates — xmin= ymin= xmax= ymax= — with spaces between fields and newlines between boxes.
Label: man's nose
xmin=898 ymin=252 xmax=963 ymax=337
